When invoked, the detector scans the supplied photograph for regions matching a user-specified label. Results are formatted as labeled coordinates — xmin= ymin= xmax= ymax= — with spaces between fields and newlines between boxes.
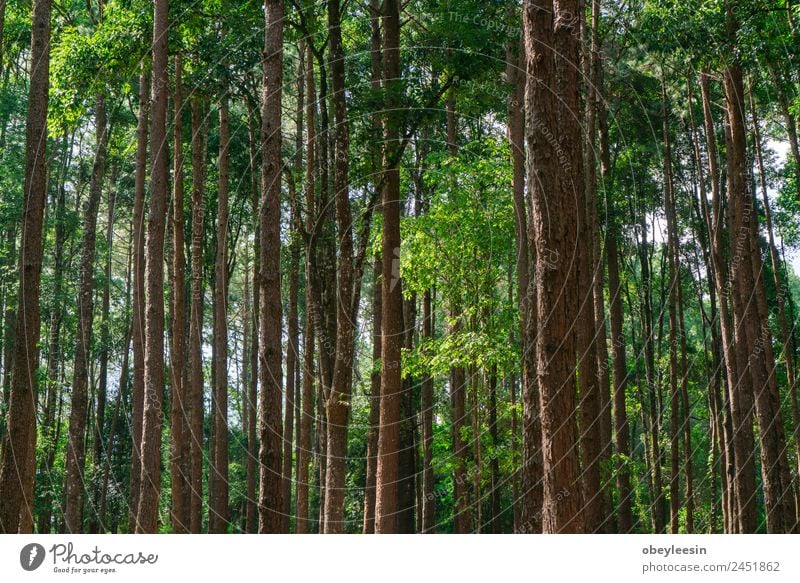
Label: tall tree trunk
xmin=398 ymin=291 xmax=417 ymax=533
xmin=588 ymin=0 xmax=613 ymax=531
xmin=210 ymin=97 xmax=230 ymax=533
xmin=420 ymin=287 xmax=434 ymax=533
xmin=661 ymin=75 xmax=682 ymax=534
xmin=507 ymin=30 xmax=542 ymax=535
xmin=245 ymin=104 xmax=259 ymax=533
xmin=576 ymin=0 xmax=603 ymax=534
xmin=374 ymin=0 xmax=403 ymax=534
xmin=258 ymin=0 xmax=284 ymax=533
xmin=522 ymin=0 xmax=585 ymax=533
xmin=188 ymin=97 xmax=207 ymax=533
xmin=323 ymin=0 xmax=355 ymax=534
xmin=282 ymin=210 xmax=299 ymax=532
xmin=607 ymin=231 xmax=633 ymax=532
xmin=363 ymin=260 xmax=382 ymax=533
xmin=135 ymin=0 xmax=169 ymax=533
xmin=169 ymin=52 xmax=190 ymax=533
xmin=296 ymin=43 xmax=316 ymax=534
xmin=751 ymin=89 xmax=800 ymax=528
xmin=699 ymin=71 xmax=747 ymax=533
xmin=129 ymin=70 xmax=150 ymax=533
xmin=91 ymin=160 xmax=117 ymax=534
xmin=37 ymin=135 xmax=71 ymax=534
xmin=65 ymin=92 xmax=108 ymax=533
xmin=362 ymin=0 xmax=383 ymax=535
xmin=0 ymin=0 xmax=51 ymax=534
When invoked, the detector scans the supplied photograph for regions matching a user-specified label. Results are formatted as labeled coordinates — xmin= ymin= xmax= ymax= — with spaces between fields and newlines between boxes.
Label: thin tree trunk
xmin=661 ymin=75 xmax=682 ymax=534
xmin=37 ymin=134 xmax=72 ymax=534
xmin=323 ymin=0 xmax=355 ymax=534
xmin=129 ymin=70 xmax=150 ymax=533
xmin=374 ymin=0 xmax=403 ymax=534
xmin=65 ymin=92 xmax=108 ymax=533
xmin=420 ymin=287 xmax=434 ymax=533
xmin=508 ymin=30 xmax=542 ymax=535
xmin=362 ymin=1 xmax=383 ymax=535
xmin=0 ymin=0 xmax=52 ymax=534
xmin=135 ymin=0 xmax=169 ymax=533
xmin=210 ymin=97 xmax=230 ymax=533
xmin=577 ymin=0 xmax=603 ymax=534
xmin=699 ymin=70 xmax=746 ymax=533
xmin=363 ymin=260 xmax=382 ymax=533
xmin=169 ymin=52 xmax=190 ymax=533
xmin=750 ymin=89 xmax=800 ymax=526
xmin=188 ymin=97 xmax=207 ymax=534
xmin=257 ymin=0 xmax=284 ymax=533
xmin=282 ymin=213 xmax=299 ymax=532
xmin=245 ymin=103 xmax=259 ymax=533
xmin=296 ymin=43 xmax=316 ymax=534
xmin=607 ymin=231 xmax=633 ymax=532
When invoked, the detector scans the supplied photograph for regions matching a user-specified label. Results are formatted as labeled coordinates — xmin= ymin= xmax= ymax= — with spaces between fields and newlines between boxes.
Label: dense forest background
xmin=1 ymin=0 xmax=800 ymax=534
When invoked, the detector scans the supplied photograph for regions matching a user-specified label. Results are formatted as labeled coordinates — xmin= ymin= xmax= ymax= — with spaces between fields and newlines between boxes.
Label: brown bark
xmin=169 ymin=52 xmax=190 ymax=533
xmin=362 ymin=3 xmax=383 ymax=534
xmin=607 ymin=232 xmax=633 ymax=532
xmin=95 ymin=168 xmax=115 ymax=467
xmin=245 ymin=104 xmax=259 ymax=533
xmin=257 ymin=0 xmax=284 ymax=533
xmin=398 ymin=291 xmax=417 ymax=533
xmin=450 ymin=350 xmax=471 ymax=533
xmin=210 ymin=97 xmax=230 ymax=533
xmin=323 ymin=0 xmax=355 ymax=534
xmin=699 ymin=71 xmax=748 ymax=532
xmin=588 ymin=0 xmax=614 ymax=531
xmin=661 ymin=75 xmax=682 ymax=534
xmin=523 ymin=0 xmax=586 ymax=533
xmin=636 ymin=211 xmax=665 ymax=533
xmin=374 ymin=0 xmax=403 ymax=533
xmin=363 ymin=261 xmax=382 ymax=533
xmin=751 ymin=89 xmax=800 ymax=529
xmin=296 ymin=44 xmax=316 ymax=534
xmin=0 ymin=0 xmax=51 ymax=534
xmin=37 ymin=137 xmax=71 ymax=534
xmin=135 ymin=0 xmax=169 ymax=533
xmin=65 ymin=92 xmax=108 ymax=533
xmin=728 ymin=66 xmax=796 ymax=533
xmin=420 ymin=287 xmax=434 ymax=533
xmin=91 ymin=162 xmax=117 ymax=534
xmin=129 ymin=70 xmax=149 ymax=533
xmin=282 ymin=210 xmax=299 ymax=532
xmin=188 ymin=97 xmax=207 ymax=533
xmin=576 ymin=0 xmax=603 ymax=533
xmin=507 ymin=32 xmax=542 ymax=535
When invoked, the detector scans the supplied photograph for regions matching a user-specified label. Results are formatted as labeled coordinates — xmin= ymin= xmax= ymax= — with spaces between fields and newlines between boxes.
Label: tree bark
xmin=374 ymin=0 xmax=403 ymax=534
xmin=522 ymin=0 xmax=586 ymax=533
xmin=0 ymin=0 xmax=51 ymax=534
xmin=169 ymin=52 xmax=190 ymax=533
xmin=323 ymin=0 xmax=356 ymax=533
xmin=129 ymin=70 xmax=149 ymax=533
xmin=257 ymin=0 xmax=284 ymax=533
xmin=188 ymin=97 xmax=207 ymax=533
xmin=65 ymin=92 xmax=108 ymax=533
xmin=135 ymin=0 xmax=169 ymax=533
xmin=420 ymin=287 xmax=434 ymax=532
xmin=245 ymin=103 xmax=260 ymax=533
xmin=210 ymin=97 xmax=230 ymax=533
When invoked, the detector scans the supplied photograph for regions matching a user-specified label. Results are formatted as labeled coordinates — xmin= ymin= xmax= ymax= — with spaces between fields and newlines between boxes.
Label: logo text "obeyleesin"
xmin=50 ymin=543 xmax=158 ymax=565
